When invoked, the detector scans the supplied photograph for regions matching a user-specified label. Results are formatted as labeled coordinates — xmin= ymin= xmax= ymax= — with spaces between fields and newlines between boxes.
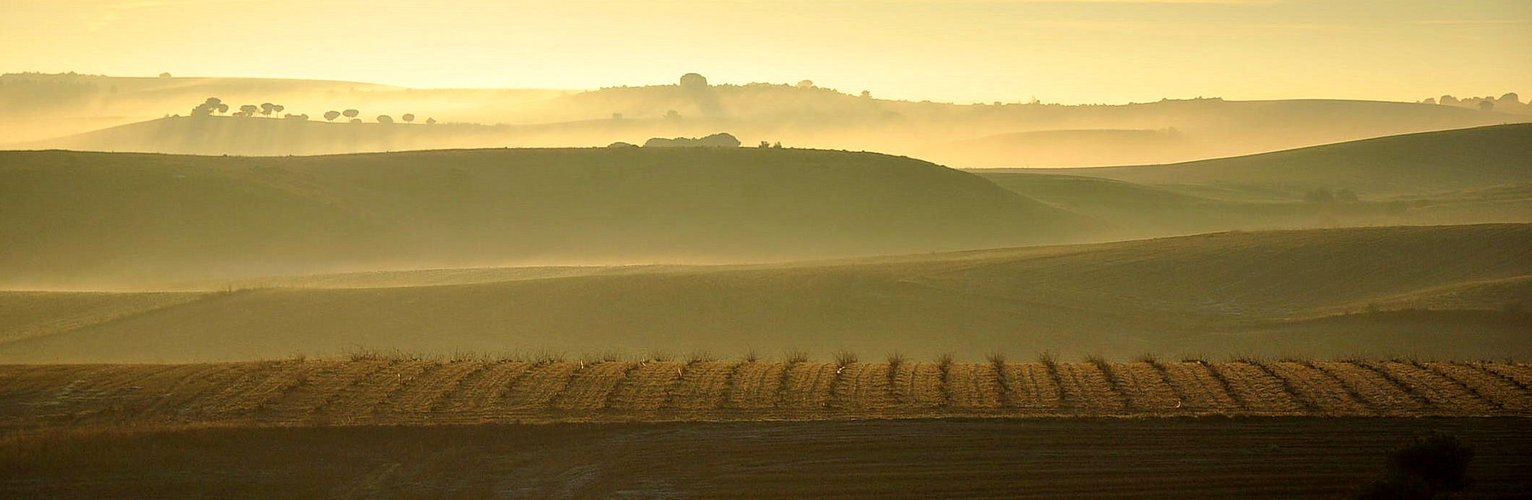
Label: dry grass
xmin=0 ymin=357 xmax=1527 ymax=429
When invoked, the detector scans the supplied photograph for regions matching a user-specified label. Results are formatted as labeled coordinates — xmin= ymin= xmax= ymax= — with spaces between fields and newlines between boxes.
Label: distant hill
xmin=919 ymin=129 xmax=1194 ymax=168
xmin=0 ymin=72 xmax=566 ymax=144
xmin=2 ymin=224 xmax=1526 ymax=362
xmin=973 ymin=124 xmax=1532 ymax=238
xmin=1027 ymin=124 xmax=1532 ymax=196
xmin=9 ymin=73 xmax=1528 ymax=167
xmin=0 ymin=148 xmax=1089 ymax=286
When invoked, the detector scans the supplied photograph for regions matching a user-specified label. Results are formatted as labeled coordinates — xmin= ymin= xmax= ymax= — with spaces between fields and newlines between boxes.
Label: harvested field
xmin=2 ymin=418 xmax=1529 ymax=498
xmin=2 ymin=360 xmax=1529 ymax=431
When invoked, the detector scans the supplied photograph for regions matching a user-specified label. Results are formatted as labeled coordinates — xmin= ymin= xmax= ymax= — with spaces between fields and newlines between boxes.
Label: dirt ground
xmin=2 ymin=418 xmax=1529 ymax=498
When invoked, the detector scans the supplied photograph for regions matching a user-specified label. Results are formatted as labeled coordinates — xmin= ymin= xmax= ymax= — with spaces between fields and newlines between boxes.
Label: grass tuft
xmin=833 ymin=350 xmax=859 ymax=367
xmin=1037 ymin=351 xmax=1058 ymax=368
xmin=783 ymin=349 xmax=810 ymax=364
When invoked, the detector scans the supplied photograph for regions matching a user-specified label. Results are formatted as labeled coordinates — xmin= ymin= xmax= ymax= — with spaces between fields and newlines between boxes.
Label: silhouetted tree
xmin=349 ymin=118 xmax=363 ymax=124
xmin=679 ymin=72 xmax=708 ymax=89
xmin=1439 ymin=95 xmax=1459 ymax=105
xmin=772 ymin=141 xmax=783 ymax=148
xmin=861 ymin=90 xmax=872 ymax=98
xmin=259 ymin=103 xmax=275 ymax=117
xmin=342 ymin=109 xmax=359 ymax=118
xmin=664 ymin=109 xmax=681 ymax=120
xmin=159 ymin=72 xmax=172 ymax=78
xmin=401 ymin=113 xmax=415 ymax=123
xmin=190 ymin=97 xmax=224 ymax=117
xmin=237 ymin=104 xmax=259 ymax=117
xmin=272 ymin=104 xmax=284 ymax=115
xmin=324 ymin=110 xmax=341 ymax=121
xmin=796 ymin=80 xmax=814 ymax=88
xmin=376 ymin=115 xmax=394 ymax=124
xmin=425 ymin=117 xmax=437 ymax=124
xmin=284 ymin=113 xmax=309 ymax=121
xmin=759 ymin=140 xmax=771 ymax=148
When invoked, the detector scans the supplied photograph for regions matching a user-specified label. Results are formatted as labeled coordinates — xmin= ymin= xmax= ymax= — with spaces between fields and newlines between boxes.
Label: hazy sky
xmin=3 ymin=0 xmax=1528 ymax=104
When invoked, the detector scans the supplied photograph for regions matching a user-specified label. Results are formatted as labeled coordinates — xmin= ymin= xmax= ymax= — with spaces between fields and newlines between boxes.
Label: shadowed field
xmin=3 ymin=224 xmax=1527 ymax=362
xmin=3 ymin=359 xmax=1529 ymax=431
xmin=0 ymin=147 xmax=1087 ymax=286
xmin=2 ymin=418 xmax=1529 ymax=498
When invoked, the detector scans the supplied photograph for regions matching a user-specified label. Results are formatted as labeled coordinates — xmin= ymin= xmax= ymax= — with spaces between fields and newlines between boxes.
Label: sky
xmin=2 ymin=0 xmax=1528 ymax=104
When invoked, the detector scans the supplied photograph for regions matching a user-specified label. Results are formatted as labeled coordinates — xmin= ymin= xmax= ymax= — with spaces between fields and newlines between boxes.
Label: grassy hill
xmin=974 ymin=125 xmax=1532 ymax=237
xmin=1027 ymin=124 xmax=1532 ymax=197
xmin=2 ymin=224 xmax=1526 ymax=363
xmin=0 ymin=147 xmax=1089 ymax=287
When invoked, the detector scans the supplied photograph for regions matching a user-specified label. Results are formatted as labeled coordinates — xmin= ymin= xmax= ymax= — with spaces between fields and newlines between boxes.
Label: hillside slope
xmin=975 ymin=125 xmax=1532 ymax=237
xmin=0 ymin=148 xmax=1089 ymax=287
xmin=2 ymin=225 xmax=1526 ymax=362
xmin=1032 ymin=124 xmax=1532 ymax=196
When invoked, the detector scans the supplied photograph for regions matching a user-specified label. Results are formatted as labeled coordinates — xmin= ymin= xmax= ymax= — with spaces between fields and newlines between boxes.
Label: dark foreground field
xmin=2 ymin=418 xmax=1529 ymax=498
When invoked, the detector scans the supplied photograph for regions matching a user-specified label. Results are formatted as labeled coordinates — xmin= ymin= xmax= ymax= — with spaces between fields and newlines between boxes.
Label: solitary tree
xmin=401 ymin=113 xmax=415 ymax=123
xmin=377 ymin=115 xmax=394 ymax=124
xmin=796 ymin=80 xmax=814 ymax=89
xmin=342 ymin=109 xmax=360 ymax=119
xmin=664 ymin=109 xmax=681 ymax=120
xmin=324 ymin=110 xmax=341 ymax=121
xmin=425 ymin=117 xmax=437 ymax=124
xmin=679 ymin=72 xmax=708 ymax=89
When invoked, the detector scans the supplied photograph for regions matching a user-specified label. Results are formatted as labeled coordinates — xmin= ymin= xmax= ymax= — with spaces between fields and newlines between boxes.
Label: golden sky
xmin=3 ymin=0 xmax=1528 ymax=104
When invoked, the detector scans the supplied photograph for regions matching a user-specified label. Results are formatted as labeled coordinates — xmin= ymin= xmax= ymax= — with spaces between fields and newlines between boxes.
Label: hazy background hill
xmin=975 ymin=125 xmax=1532 ymax=238
xmin=0 ymin=148 xmax=1089 ymax=287
xmin=1 ymin=224 xmax=1526 ymax=363
xmin=9 ymin=73 xmax=1527 ymax=167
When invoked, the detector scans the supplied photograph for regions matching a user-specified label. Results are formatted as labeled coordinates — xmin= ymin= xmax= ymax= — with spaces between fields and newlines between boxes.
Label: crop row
xmin=1 ymin=359 xmax=1527 ymax=428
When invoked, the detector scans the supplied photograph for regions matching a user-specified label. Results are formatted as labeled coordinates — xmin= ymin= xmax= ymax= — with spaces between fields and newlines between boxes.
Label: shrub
xmin=1356 ymin=433 xmax=1473 ymax=499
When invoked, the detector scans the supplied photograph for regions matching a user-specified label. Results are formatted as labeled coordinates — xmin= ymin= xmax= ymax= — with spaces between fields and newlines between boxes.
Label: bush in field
xmin=1356 ymin=432 xmax=1473 ymax=499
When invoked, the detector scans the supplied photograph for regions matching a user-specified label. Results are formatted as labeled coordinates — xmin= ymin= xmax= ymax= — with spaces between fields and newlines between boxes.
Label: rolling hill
xmin=1 ymin=224 xmax=1526 ymax=363
xmin=0 ymin=147 xmax=1090 ymax=287
xmin=11 ymin=72 xmax=1527 ymax=167
xmin=1022 ymin=124 xmax=1532 ymax=197
xmin=974 ymin=124 xmax=1532 ymax=237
